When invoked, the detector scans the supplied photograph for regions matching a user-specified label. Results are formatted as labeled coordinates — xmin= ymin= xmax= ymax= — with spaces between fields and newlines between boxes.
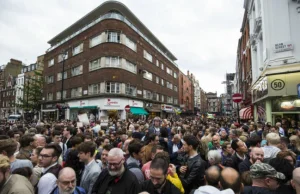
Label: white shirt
xmin=38 ymin=162 xmax=58 ymax=194
xmin=172 ymin=144 xmax=179 ymax=153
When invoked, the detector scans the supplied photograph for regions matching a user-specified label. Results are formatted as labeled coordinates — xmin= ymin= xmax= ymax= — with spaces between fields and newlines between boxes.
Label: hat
xmin=194 ymin=185 xmax=234 ymax=194
xmin=250 ymin=163 xmax=285 ymax=180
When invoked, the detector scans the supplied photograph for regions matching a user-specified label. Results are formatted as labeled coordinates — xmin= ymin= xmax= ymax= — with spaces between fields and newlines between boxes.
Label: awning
xmin=41 ymin=109 xmax=57 ymax=112
xmin=239 ymin=107 xmax=252 ymax=119
xmin=130 ymin=107 xmax=149 ymax=115
xmin=70 ymin=106 xmax=98 ymax=109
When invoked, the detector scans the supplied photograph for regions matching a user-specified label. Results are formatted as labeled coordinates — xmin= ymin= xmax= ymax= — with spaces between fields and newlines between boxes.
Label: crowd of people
xmin=0 ymin=116 xmax=300 ymax=194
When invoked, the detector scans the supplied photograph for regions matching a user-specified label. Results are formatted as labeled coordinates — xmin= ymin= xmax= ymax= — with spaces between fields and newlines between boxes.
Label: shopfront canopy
xmin=130 ymin=107 xmax=149 ymax=115
xmin=239 ymin=106 xmax=252 ymax=119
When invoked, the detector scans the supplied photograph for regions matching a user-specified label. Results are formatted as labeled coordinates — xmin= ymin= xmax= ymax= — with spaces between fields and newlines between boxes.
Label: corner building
xmin=42 ymin=1 xmax=179 ymax=120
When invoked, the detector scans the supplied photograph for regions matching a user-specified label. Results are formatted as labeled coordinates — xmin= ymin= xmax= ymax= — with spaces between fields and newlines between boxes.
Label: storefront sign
xmin=161 ymin=104 xmax=174 ymax=112
xmin=44 ymin=104 xmax=56 ymax=109
xmin=79 ymin=100 xmax=88 ymax=107
xmin=252 ymin=77 xmax=268 ymax=102
xmin=268 ymin=72 xmax=300 ymax=96
xmin=274 ymin=41 xmax=293 ymax=53
xmin=128 ymin=100 xmax=143 ymax=107
xmin=105 ymin=98 xmax=120 ymax=106
xmin=271 ymin=79 xmax=285 ymax=91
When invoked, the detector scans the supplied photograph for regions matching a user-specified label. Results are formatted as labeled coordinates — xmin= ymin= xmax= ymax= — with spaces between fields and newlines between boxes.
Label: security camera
xmin=259 ymin=67 xmax=263 ymax=71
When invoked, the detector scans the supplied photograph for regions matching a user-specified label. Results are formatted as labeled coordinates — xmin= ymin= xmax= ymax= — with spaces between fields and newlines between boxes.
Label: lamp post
xmin=60 ymin=51 xmax=67 ymax=120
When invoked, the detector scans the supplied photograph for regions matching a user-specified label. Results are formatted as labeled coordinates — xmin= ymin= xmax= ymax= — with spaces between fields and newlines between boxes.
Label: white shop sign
xmin=129 ymin=100 xmax=143 ymax=107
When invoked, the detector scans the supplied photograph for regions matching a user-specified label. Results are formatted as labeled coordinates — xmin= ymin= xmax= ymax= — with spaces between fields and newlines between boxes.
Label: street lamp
xmin=60 ymin=51 xmax=67 ymax=120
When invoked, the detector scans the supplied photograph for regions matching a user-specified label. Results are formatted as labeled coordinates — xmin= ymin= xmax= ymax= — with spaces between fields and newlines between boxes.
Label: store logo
xmin=107 ymin=98 xmax=118 ymax=105
xmin=271 ymin=79 xmax=285 ymax=91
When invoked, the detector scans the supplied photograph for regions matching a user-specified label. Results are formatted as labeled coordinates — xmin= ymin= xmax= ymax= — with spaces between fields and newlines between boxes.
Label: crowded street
xmin=1 ymin=0 xmax=300 ymax=194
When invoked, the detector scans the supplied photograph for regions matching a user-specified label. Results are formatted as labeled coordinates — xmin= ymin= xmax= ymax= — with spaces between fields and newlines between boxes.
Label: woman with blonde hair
xmin=289 ymin=135 xmax=300 ymax=156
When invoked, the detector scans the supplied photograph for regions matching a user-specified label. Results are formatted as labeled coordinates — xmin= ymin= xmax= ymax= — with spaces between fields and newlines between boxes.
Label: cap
xmin=250 ymin=163 xmax=285 ymax=180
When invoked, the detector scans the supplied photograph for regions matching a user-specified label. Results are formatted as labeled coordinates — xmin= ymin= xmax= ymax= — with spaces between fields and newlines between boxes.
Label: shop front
xmin=145 ymin=103 xmax=162 ymax=118
xmin=41 ymin=104 xmax=59 ymax=121
xmin=252 ymin=72 xmax=300 ymax=124
xmin=67 ymin=100 xmax=99 ymax=121
xmin=161 ymin=104 xmax=175 ymax=119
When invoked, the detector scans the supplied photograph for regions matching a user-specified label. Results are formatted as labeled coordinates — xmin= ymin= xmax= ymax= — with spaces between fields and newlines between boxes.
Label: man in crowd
xmin=37 ymin=143 xmax=63 ymax=194
xmin=52 ymin=167 xmax=86 ymax=194
xmin=142 ymin=145 xmax=164 ymax=180
xmin=16 ymin=133 xmax=38 ymax=160
xmin=0 ymin=154 xmax=34 ymax=194
xmin=239 ymin=147 xmax=264 ymax=173
xmin=148 ymin=117 xmax=162 ymax=135
xmin=204 ymin=166 xmax=221 ymax=188
xmin=168 ymin=134 xmax=183 ymax=165
xmin=77 ymin=141 xmax=101 ymax=194
xmin=36 ymin=134 xmax=47 ymax=147
xmin=141 ymin=156 xmax=181 ymax=194
xmin=209 ymin=135 xmax=222 ymax=151
xmin=262 ymin=132 xmax=281 ymax=163
xmin=91 ymin=148 xmax=141 ymax=194
xmin=225 ymin=139 xmax=248 ymax=171
xmin=219 ymin=167 xmax=243 ymax=194
xmin=243 ymin=163 xmax=285 ymax=194
xmin=179 ymin=135 xmax=206 ymax=194
xmin=100 ymin=144 xmax=114 ymax=170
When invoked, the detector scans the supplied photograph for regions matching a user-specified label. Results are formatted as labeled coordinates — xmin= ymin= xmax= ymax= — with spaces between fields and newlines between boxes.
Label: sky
xmin=0 ymin=0 xmax=244 ymax=96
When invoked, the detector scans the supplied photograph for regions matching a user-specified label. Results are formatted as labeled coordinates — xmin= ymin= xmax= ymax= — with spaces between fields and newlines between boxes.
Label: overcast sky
xmin=0 ymin=0 xmax=244 ymax=96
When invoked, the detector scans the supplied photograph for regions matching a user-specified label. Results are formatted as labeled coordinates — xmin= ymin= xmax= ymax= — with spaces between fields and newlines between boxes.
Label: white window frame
xmin=125 ymin=61 xmax=137 ymax=73
xmin=174 ymin=72 xmax=178 ymax=79
xmin=156 ymin=60 xmax=159 ymax=67
xmin=88 ymin=83 xmax=100 ymax=95
xmin=174 ymin=98 xmax=178 ymax=104
xmin=143 ymin=90 xmax=153 ymax=99
xmin=58 ymin=52 xmax=68 ymax=62
xmin=105 ymin=57 xmax=121 ymax=68
xmin=89 ymin=58 xmax=101 ymax=71
xmin=174 ymin=85 xmax=178 ymax=92
xmin=161 ymin=63 xmax=164 ymax=70
xmin=166 ymin=67 xmax=173 ymax=75
xmin=107 ymin=31 xmax=120 ymax=43
xmin=106 ymin=82 xmax=120 ymax=94
xmin=125 ymin=84 xmax=137 ymax=96
xmin=167 ymin=96 xmax=173 ymax=104
xmin=48 ymin=59 xmax=54 ymax=67
xmin=90 ymin=34 xmax=101 ymax=48
xmin=143 ymin=71 xmax=153 ymax=81
xmin=161 ymin=79 xmax=164 ymax=86
xmin=143 ymin=50 xmax=153 ymax=62
xmin=57 ymin=72 xmax=67 ymax=81
xmin=71 ymin=87 xmax=82 ymax=97
xmin=125 ymin=37 xmax=137 ymax=51
xmin=47 ymin=75 xmax=54 ymax=84
xmin=72 ymin=43 xmax=83 ymax=56
xmin=161 ymin=95 xmax=165 ymax=102
xmin=47 ymin=93 xmax=53 ymax=100
xmin=156 ymin=76 xmax=159 ymax=84
xmin=71 ymin=65 xmax=83 ymax=76
xmin=56 ymin=90 xmax=66 ymax=100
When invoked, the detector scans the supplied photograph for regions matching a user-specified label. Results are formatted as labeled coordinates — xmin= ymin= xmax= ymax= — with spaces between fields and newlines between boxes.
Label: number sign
xmin=271 ymin=79 xmax=285 ymax=90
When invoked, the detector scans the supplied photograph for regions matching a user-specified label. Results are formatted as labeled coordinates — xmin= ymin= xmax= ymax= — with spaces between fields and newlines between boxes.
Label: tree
xmin=16 ymin=70 xmax=44 ymax=116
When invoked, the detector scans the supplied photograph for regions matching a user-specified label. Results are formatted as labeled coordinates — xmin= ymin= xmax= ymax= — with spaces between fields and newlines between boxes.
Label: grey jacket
xmin=80 ymin=160 xmax=101 ymax=194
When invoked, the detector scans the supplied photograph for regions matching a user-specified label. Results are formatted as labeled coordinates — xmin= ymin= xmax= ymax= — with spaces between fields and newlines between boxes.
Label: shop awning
xmin=130 ymin=107 xmax=149 ymax=115
xmin=239 ymin=107 xmax=252 ymax=119
xmin=70 ymin=106 xmax=98 ymax=109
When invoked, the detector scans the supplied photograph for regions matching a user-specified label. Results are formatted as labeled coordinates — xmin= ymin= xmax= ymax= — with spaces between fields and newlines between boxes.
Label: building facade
xmin=178 ymin=71 xmax=194 ymax=115
xmin=245 ymin=0 xmax=300 ymax=124
xmin=206 ymin=92 xmax=220 ymax=115
xmin=42 ymin=1 xmax=179 ymax=121
xmin=188 ymin=73 xmax=200 ymax=114
xmin=0 ymin=59 xmax=23 ymax=118
xmin=200 ymin=87 xmax=208 ymax=114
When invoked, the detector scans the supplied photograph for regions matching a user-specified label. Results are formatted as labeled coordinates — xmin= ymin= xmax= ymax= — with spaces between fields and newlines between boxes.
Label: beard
xmin=108 ymin=165 xmax=124 ymax=177
xmin=58 ymin=185 xmax=76 ymax=194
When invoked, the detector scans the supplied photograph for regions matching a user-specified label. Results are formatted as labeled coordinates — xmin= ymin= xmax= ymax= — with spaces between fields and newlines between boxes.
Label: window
xmin=48 ymin=59 xmax=54 ymax=67
xmin=57 ymin=72 xmax=67 ymax=81
xmin=166 ymin=67 xmax=173 ymax=75
xmin=106 ymin=82 xmax=120 ymax=94
xmin=161 ymin=63 xmax=164 ymax=70
xmin=105 ymin=57 xmax=121 ymax=67
xmin=58 ymin=52 xmax=68 ymax=62
xmin=156 ymin=60 xmax=159 ymax=67
xmin=161 ymin=95 xmax=165 ymax=102
xmin=125 ymin=61 xmax=137 ymax=73
xmin=47 ymin=93 xmax=53 ymax=100
xmin=174 ymin=72 xmax=178 ymax=79
xmin=107 ymin=32 xmax=120 ymax=43
xmin=143 ymin=90 xmax=153 ymax=99
xmin=71 ymin=87 xmax=82 ymax=97
xmin=143 ymin=50 xmax=152 ymax=62
xmin=166 ymin=82 xmax=173 ymax=89
xmin=174 ymin=85 xmax=178 ymax=92
xmin=88 ymin=83 xmax=100 ymax=95
xmin=167 ymin=96 xmax=173 ymax=104
xmin=71 ymin=65 xmax=83 ymax=76
xmin=125 ymin=37 xmax=137 ymax=51
xmin=56 ymin=91 xmax=66 ymax=100
xmin=143 ymin=71 xmax=153 ymax=81
xmin=161 ymin=79 xmax=164 ymax=86
xmin=152 ymin=92 xmax=159 ymax=101
xmin=125 ymin=84 xmax=137 ymax=96
xmin=73 ymin=43 xmax=83 ymax=56
xmin=156 ymin=76 xmax=160 ymax=84
xmin=174 ymin=98 xmax=178 ymax=104
xmin=47 ymin=76 xmax=54 ymax=84
xmin=89 ymin=58 xmax=101 ymax=71
xmin=90 ymin=34 xmax=101 ymax=48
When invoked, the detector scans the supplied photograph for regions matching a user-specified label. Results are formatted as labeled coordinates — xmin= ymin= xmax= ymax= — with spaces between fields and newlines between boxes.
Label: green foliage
xmin=16 ymin=70 xmax=44 ymax=111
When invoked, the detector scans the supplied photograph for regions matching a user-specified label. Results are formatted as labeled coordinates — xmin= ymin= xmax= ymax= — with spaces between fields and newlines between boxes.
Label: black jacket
xmin=242 ymin=186 xmax=277 ymax=194
xmin=224 ymin=153 xmax=249 ymax=171
xmin=238 ymin=158 xmax=252 ymax=174
xmin=179 ymin=154 xmax=206 ymax=194
xmin=140 ymin=179 xmax=181 ymax=194
xmin=91 ymin=168 xmax=140 ymax=194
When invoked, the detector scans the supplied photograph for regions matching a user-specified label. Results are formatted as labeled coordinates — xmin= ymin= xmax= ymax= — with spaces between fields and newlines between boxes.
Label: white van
xmin=7 ymin=115 xmax=22 ymax=123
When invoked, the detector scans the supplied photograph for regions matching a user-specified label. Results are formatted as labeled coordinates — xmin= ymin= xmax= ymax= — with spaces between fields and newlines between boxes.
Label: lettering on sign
xmin=274 ymin=42 xmax=293 ymax=53
xmin=107 ymin=98 xmax=118 ymax=106
xmin=271 ymin=79 xmax=285 ymax=91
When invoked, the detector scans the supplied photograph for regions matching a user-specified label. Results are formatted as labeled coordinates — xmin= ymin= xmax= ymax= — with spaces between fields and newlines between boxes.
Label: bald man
xmin=205 ymin=166 xmax=221 ymax=188
xmin=239 ymin=147 xmax=264 ymax=174
xmin=52 ymin=167 xmax=86 ymax=194
xmin=292 ymin=167 xmax=300 ymax=193
xmin=219 ymin=167 xmax=243 ymax=194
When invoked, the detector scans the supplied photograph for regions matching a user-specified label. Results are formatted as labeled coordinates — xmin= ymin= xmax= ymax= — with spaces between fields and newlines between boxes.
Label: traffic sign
xmin=232 ymin=93 xmax=243 ymax=103
xmin=125 ymin=105 xmax=130 ymax=112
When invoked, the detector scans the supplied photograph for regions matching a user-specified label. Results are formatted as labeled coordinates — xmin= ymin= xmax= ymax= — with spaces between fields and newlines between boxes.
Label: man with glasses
xmin=37 ymin=143 xmax=63 ymax=194
xmin=50 ymin=167 xmax=86 ymax=194
xmin=77 ymin=141 xmax=101 ymax=194
xmin=91 ymin=148 xmax=141 ymax=194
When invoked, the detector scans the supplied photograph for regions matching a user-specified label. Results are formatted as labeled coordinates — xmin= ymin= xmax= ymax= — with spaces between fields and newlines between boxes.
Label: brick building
xmin=178 ymin=71 xmax=194 ymax=115
xmin=0 ymin=59 xmax=23 ymax=119
xmin=42 ymin=1 xmax=179 ymax=120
